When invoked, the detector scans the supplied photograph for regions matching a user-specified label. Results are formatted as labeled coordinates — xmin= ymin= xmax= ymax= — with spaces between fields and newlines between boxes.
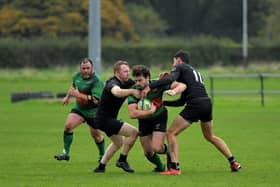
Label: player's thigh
xmin=140 ymin=136 xmax=153 ymax=154
xmin=65 ymin=113 xmax=84 ymax=129
xmin=118 ymin=122 xmax=138 ymax=137
xmin=168 ymin=115 xmax=191 ymax=136
xmin=152 ymin=131 xmax=165 ymax=148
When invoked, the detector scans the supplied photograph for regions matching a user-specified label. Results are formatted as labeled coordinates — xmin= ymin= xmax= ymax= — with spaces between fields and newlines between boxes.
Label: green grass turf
xmin=0 ymin=73 xmax=280 ymax=187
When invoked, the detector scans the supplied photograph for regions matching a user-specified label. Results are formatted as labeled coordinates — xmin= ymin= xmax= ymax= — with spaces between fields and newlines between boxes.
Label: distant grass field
xmin=0 ymin=68 xmax=280 ymax=187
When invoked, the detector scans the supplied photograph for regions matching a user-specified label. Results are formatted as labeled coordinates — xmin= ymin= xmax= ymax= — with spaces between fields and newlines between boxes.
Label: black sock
xmin=118 ymin=154 xmax=127 ymax=162
xmin=171 ymin=162 xmax=180 ymax=170
xmin=162 ymin=144 xmax=168 ymax=154
xmin=228 ymin=156 xmax=235 ymax=164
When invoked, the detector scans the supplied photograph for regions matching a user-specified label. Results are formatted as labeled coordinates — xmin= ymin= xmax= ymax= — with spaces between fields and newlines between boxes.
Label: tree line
xmin=0 ymin=0 xmax=279 ymax=41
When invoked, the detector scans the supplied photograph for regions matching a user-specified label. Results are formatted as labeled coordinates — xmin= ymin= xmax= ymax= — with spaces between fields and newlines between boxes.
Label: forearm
xmin=171 ymin=83 xmax=187 ymax=94
xmin=149 ymin=74 xmax=175 ymax=89
xmin=112 ymin=87 xmax=135 ymax=98
xmin=128 ymin=103 xmax=155 ymax=119
xmin=77 ymin=93 xmax=99 ymax=104
xmin=129 ymin=109 xmax=153 ymax=119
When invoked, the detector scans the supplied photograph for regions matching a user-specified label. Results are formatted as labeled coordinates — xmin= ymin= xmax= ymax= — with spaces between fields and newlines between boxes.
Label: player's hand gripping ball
xmin=76 ymin=97 xmax=88 ymax=105
xmin=137 ymin=99 xmax=151 ymax=110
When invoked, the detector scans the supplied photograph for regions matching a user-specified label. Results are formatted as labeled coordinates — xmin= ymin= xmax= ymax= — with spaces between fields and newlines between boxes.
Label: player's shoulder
xmin=92 ymin=72 xmax=103 ymax=81
xmin=106 ymin=76 xmax=118 ymax=84
xmin=92 ymin=72 xmax=100 ymax=78
xmin=126 ymin=78 xmax=135 ymax=87
xmin=171 ymin=63 xmax=184 ymax=72
xmin=105 ymin=76 xmax=119 ymax=88
xmin=150 ymin=79 xmax=158 ymax=84
xmin=72 ymin=72 xmax=81 ymax=79
xmin=174 ymin=63 xmax=195 ymax=73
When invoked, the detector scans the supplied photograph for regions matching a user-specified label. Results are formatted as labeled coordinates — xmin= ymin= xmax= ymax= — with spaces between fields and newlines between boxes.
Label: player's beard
xmin=83 ymin=73 xmax=91 ymax=79
xmin=139 ymin=83 xmax=148 ymax=91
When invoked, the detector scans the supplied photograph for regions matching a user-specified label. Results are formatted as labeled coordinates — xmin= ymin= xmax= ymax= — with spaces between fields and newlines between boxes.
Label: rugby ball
xmin=137 ymin=99 xmax=151 ymax=110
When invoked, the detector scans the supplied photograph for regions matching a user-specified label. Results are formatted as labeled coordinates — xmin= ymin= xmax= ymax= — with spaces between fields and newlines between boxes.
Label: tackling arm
xmin=111 ymin=85 xmax=140 ymax=98
xmin=165 ymin=81 xmax=187 ymax=96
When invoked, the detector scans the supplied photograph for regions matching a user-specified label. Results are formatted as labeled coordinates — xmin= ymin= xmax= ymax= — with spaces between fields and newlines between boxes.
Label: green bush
xmin=0 ymin=36 xmax=279 ymax=69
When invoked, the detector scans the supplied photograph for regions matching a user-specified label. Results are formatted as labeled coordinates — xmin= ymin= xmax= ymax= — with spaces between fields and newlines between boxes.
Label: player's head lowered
xmin=80 ymin=58 xmax=94 ymax=79
xmin=173 ymin=49 xmax=190 ymax=65
xmin=132 ymin=65 xmax=150 ymax=89
xmin=113 ymin=60 xmax=130 ymax=82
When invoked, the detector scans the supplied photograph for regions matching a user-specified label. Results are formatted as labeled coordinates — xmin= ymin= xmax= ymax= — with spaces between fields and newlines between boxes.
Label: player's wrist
xmin=87 ymin=95 xmax=92 ymax=101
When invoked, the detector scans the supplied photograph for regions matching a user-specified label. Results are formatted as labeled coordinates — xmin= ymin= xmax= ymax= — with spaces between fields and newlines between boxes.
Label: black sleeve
xmin=149 ymin=65 xmax=181 ymax=89
xmin=127 ymin=79 xmax=135 ymax=88
xmin=163 ymin=98 xmax=185 ymax=107
xmin=149 ymin=75 xmax=173 ymax=89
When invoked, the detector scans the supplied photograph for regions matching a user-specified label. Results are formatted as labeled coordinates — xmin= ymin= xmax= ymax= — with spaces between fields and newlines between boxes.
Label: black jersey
xmin=150 ymin=63 xmax=208 ymax=102
xmin=96 ymin=76 xmax=135 ymax=119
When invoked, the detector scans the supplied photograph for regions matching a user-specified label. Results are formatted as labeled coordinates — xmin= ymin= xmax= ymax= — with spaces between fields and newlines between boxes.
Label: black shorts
xmin=70 ymin=109 xmax=98 ymax=129
xmin=180 ymin=97 xmax=212 ymax=123
xmin=94 ymin=117 xmax=124 ymax=137
xmin=138 ymin=109 xmax=167 ymax=137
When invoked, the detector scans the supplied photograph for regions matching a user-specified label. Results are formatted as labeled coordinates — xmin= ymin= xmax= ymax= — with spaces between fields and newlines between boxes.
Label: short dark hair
xmin=80 ymin=58 xmax=93 ymax=65
xmin=132 ymin=65 xmax=150 ymax=78
xmin=174 ymin=50 xmax=190 ymax=63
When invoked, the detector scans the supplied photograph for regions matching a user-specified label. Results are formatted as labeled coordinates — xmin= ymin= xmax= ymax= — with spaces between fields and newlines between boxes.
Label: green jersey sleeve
xmin=91 ymin=73 xmax=104 ymax=100
xmin=72 ymin=72 xmax=79 ymax=87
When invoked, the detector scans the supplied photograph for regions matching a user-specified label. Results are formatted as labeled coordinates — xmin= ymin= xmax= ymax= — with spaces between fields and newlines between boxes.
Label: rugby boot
xmin=93 ymin=164 xmax=106 ymax=173
xmin=231 ymin=161 xmax=241 ymax=172
xmin=116 ymin=160 xmax=135 ymax=173
xmin=54 ymin=153 xmax=70 ymax=161
xmin=160 ymin=168 xmax=181 ymax=175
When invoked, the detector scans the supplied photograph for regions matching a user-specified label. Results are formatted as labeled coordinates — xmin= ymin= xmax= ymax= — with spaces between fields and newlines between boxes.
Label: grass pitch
xmin=0 ymin=69 xmax=279 ymax=187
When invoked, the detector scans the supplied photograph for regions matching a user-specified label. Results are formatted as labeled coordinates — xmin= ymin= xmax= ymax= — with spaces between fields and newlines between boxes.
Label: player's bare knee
xmin=166 ymin=130 xmax=176 ymax=139
xmin=64 ymin=124 xmax=74 ymax=132
xmin=114 ymin=140 xmax=123 ymax=149
xmin=90 ymin=129 xmax=102 ymax=140
xmin=93 ymin=134 xmax=103 ymax=142
xmin=166 ymin=129 xmax=172 ymax=136
xmin=131 ymin=128 xmax=139 ymax=138
xmin=152 ymin=144 xmax=163 ymax=153
xmin=204 ymin=135 xmax=215 ymax=143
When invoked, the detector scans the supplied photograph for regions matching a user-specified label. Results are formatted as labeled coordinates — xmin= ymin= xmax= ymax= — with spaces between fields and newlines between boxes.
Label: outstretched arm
xmin=141 ymin=70 xmax=180 ymax=98
xmin=111 ymin=85 xmax=140 ymax=99
xmin=164 ymin=81 xmax=187 ymax=96
xmin=62 ymin=85 xmax=74 ymax=105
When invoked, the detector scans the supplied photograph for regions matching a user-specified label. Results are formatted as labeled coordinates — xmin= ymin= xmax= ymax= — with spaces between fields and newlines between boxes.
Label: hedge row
xmin=0 ymin=38 xmax=279 ymax=69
